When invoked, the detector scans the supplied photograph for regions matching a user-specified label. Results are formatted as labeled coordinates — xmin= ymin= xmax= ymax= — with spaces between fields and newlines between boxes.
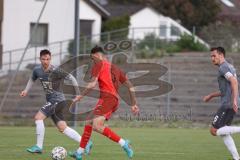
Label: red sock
xmin=80 ymin=125 xmax=93 ymax=148
xmin=102 ymin=127 xmax=121 ymax=143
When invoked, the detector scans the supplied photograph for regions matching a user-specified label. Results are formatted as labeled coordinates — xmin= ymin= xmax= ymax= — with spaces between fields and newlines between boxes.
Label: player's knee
xmin=210 ymin=128 xmax=217 ymax=136
xmin=34 ymin=115 xmax=42 ymax=121
xmin=92 ymin=123 xmax=104 ymax=133
xmin=58 ymin=126 xmax=66 ymax=133
xmin=34 ymin=111 xmax=46 ymax=120
xmin=57 ymin=122 xmax=67 ymax=133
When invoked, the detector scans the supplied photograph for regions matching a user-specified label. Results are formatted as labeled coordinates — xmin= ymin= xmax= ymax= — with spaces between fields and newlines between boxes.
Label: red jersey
xmin=91 ymin=60 xmax=127 ymax=98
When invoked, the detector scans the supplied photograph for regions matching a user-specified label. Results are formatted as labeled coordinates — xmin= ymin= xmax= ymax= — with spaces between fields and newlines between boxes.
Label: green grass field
xmin=0 ymin=126 xmax=239 ymax=160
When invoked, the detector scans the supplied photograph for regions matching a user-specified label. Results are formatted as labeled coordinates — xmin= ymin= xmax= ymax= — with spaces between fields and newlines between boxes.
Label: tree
xmin=200 ymin=20 xmax=240 ymax=52
xmin=102 ymin=15 xmax=130 ymax=41
xmin=107 ymin=0 xmax=220 ymax=31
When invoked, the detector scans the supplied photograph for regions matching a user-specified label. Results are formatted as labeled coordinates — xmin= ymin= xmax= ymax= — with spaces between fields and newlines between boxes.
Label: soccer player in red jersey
xmin=70 ymin=46 xmax=139 ymax=160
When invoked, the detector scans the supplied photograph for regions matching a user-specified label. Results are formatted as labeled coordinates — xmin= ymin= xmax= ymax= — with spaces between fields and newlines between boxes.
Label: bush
xmin=200 ymin=21 xmax=240 ymax=52
xmin=102 ymin=15 xmax=130 ymax=42
xmin=137 ymin=34 xmax=163 ymax=50
xmin=135 ymin=33 xmax=207 ymax=58
xmin=165 ymin=44 xmax=181 ymax=54
xmin=136 ymin=49 xmax=165 ymax=59
xmin=68 ymin=37 xmax=94 ymax=55
xmin=176 ymin=34 xmax=208 ymax=52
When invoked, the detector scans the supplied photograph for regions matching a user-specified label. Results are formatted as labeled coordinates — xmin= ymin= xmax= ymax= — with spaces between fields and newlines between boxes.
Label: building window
xmin=80 ymin=20 xmax=93 ymax=37
xmin=171 ymin=25 xmax=181 ymax=36
xmin=30 ymin=23 xmax=48 ymax=46
xmin=159 ymin=24 xmax=167 ymax=37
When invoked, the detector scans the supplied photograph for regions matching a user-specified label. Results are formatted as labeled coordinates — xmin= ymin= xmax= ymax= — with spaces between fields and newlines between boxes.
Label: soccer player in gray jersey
xmin=203 ymin=47 xmax=240 ymax=160
xmin=20 ymin=49 xmax=92 ymax=154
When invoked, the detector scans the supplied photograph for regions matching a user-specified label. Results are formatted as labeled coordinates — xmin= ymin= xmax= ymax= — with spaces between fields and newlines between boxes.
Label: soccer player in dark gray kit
xmin=20 ymin=49 xmax=92 ymax=154
xmin=203 ymin=47 xmax=240 ymax=160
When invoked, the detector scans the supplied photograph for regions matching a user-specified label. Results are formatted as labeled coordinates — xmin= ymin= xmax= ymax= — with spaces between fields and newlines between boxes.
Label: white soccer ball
xmin=51 ymin=146 xmax=67 ymax=160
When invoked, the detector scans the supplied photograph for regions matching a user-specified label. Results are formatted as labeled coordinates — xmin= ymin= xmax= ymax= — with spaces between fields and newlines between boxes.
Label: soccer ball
xmin=51 ymin=146 xmax=67 ymax=160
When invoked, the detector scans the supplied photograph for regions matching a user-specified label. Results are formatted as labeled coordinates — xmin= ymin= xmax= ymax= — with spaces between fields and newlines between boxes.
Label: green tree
xmin=102 ymin=15 xmax=130 ymax=41
xmin=200 ymin=21 xmax=240 ymax=52
xmin=107 ymin=0 xmax=220 ymax=31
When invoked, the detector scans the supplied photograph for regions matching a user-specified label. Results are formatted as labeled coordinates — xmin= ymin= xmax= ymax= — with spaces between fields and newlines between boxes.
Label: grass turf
xmin=0 ymin=127 xmax=239 ymax=160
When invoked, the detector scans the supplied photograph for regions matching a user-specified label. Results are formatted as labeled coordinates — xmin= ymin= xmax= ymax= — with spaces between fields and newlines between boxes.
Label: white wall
xmin=129 ymin=7 xmax=160 ymax=39
xmin=2 ymin=0 xmax=102 ymax=70
xmin=79 ymin=1 xmax=102 ymax=43
xmin=128 ymin=7 xmax=208 ymax=47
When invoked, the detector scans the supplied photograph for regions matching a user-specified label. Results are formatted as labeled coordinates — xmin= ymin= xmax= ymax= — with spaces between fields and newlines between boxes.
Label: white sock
xmin=77 ymin=147 xmax=84 ymax=154
xmin=217 ymin=126 xmax=240 ymax=136
xmin=118 ymin=138 xmax=125 ymax=147
xmin=221 ymin=135 xmax=240 ymax=160
xmin=35 ymin=120 xmax=45 ymax=149
xmin=63 ymin=127 xmax=81 ymax=142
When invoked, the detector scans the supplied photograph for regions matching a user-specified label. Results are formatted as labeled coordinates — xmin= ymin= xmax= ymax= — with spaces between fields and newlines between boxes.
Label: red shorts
xmin=93 ymin=95 xmax=119 ymax=120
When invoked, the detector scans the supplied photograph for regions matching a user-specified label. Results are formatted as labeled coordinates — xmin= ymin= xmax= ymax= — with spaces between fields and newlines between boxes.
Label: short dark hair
xmin=210 ymin=47 xmax=225 ymax=57
xmin=40 ymin=49 xmax=51 ymax=57
xmin=91 ymin=46 xmax=104 ymax=54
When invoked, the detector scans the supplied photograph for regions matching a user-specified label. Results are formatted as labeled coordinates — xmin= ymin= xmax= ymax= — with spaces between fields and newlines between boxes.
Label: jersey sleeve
xmin=31 ymin=69 xmax=38 ymax=81
xmin=91 ymin=62 xmax=103 ymax=78
xmin=219 ymin=65 xmax=234 ymax=80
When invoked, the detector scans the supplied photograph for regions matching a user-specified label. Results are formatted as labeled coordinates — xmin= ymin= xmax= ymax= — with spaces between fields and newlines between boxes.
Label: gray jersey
xmin=218 ymin=61 xmax=239 ymax=108
xmin=32 ymin=65 xmax=77 ymax=102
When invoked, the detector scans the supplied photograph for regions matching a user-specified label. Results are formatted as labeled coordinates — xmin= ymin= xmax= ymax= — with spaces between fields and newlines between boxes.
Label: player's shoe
xmin=68 ymin=151 xmax=82 ymax=160
xmin=122 ymin=139 xmax=133 ymax=158
xmin=26 ymin=145 xmax=42 ymax=154
xmin=84 ymin=140 xmax=93 ymax=155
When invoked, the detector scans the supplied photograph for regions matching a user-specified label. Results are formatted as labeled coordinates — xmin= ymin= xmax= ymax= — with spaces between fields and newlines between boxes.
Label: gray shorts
xmin=40 ymin=101 xmax=66 ymax=124
xmin=212 ymin=107 xmax=235 ymax=129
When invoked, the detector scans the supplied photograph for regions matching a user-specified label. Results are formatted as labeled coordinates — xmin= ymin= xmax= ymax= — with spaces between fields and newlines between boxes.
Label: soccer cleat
xmin=122 ymin=140 xmax=133 ymax=158
xmin=26 ymin=145 xmax=42 ymax=154
xmin=68 ymin=151 xmax=82 ymax=160
xmin=84 ymin=140 xmax=93 ymax=155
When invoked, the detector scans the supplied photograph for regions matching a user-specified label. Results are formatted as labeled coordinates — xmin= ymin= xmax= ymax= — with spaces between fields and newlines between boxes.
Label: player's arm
xmin=73 ymin=76 xmax=98 ymax=102
xmin=65 ymin=74 xmax=80 ymax=95
xmin=20 ymin=69 xmax=37 ymax=97
xmin=20 ymin=78 xmax=35 ymax=97
xmin=73 ymin=62 xmax=102 ymax=102
xmin=221 ymin=66 xmax=239 ymax=112
xmin=203 ymin=91 xmax=222 ymax=102
xmin=123 ymin=79 xmax=139 ymax=115
xmin=228 ymin=76 xmax=239 ymax=112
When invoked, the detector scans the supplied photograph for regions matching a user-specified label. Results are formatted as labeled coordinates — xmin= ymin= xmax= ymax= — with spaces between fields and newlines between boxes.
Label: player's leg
xmin=92 ymin=115 xmax=133 ymax=158
xmin=55 ymin=120 xmax=81 ymax=142
xmin=52 ymin=101 xmax=93 ymax=155
xmin=221 ymin=134 xmax=239 ymax=160
xmin=93 ymin=116 xmax=122 ymax=142
xmin=69 ymin=120 xmax=93 ymax=160
xmin=216 ymin=108 xmax=240 ymax=135
xmin=211 ymin=108 xmax=239 ymax=160
xmin=93 ymin=96 xmax=134 ymax=158
xmin=26 ymin=110 xmax=46 ymax=153
xmin=52 ymin=102 xmax=82 ymax=143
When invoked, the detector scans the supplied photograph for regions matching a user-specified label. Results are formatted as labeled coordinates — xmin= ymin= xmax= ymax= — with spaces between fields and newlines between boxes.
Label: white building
xmin=1 ymin=0 xmax=109 ymax=70
xmin=129 ymin=7 xmax=207 ymax=45
xmin=104 ymin=4 xmax=207 ymax=46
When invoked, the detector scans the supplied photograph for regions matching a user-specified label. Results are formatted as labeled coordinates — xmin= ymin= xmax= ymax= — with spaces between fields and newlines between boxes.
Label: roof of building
xmin=218 ymin=0 xmax=240 ymax=22
xmin=85 ymin=0 xmax=110 ymax=18
xmin=101 ymin=3 xmax=146 ymax=18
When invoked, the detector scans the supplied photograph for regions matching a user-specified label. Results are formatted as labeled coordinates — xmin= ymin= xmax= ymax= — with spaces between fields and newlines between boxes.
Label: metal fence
xmin=1 ymin=27 xmax=210 ymax=71
xmin=1 ymin=27 xmax=240 ymax=124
